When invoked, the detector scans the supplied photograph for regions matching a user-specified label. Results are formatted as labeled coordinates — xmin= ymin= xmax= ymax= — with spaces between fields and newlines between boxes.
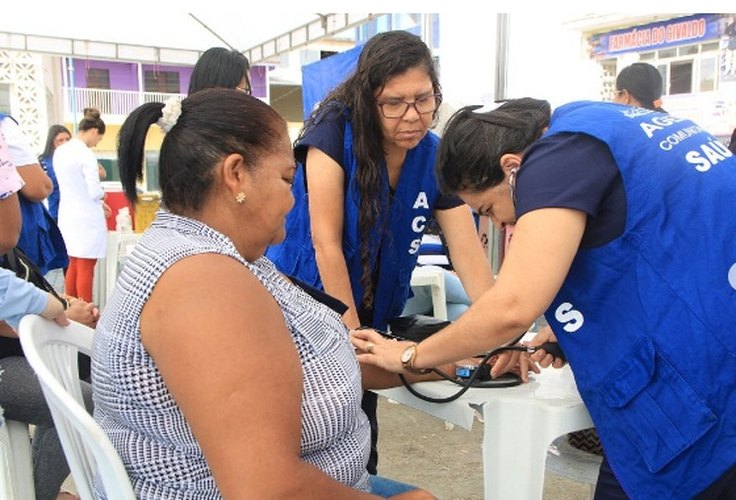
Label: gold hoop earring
xmin=236 ymin=192 xmax=246 ymax=204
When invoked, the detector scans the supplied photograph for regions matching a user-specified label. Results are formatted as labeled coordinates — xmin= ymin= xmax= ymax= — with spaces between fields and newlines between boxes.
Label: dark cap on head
xmin=616 ymin=62 xmax=664 ymax=111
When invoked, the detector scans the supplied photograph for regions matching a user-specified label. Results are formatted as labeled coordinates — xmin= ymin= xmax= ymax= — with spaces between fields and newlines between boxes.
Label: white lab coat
xmin=54 ymin=138 xmax=107 ymax=258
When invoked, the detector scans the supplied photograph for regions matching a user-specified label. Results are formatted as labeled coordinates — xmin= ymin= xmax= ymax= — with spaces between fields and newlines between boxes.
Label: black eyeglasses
xmin=236 ymin=75 xmax=252 ymax=95
xmin=377 ymin=93 xmax=442 ymax=119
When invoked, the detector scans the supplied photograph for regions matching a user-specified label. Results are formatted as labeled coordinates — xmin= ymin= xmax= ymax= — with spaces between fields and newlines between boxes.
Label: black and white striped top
xmin=92 ymin=211 xmax=370 ymax=498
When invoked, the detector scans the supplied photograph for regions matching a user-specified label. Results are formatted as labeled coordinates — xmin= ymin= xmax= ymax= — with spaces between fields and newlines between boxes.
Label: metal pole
xmin=188 ymin=13 xmax=236 ymax=51
xmin=492 ymin=13 xmax=511 ymax=272
xmin=494 ymin=13 xmax=510 ymax=102
xmin=68 ymin=57 xmax=77 ymax=133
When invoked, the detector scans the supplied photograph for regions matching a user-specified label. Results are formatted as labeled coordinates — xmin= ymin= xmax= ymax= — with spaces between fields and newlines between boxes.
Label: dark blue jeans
xmin=369 ymin=475 xmax=417 ymax=496
xmin=594 ymin=455 xmax=736 ymax=500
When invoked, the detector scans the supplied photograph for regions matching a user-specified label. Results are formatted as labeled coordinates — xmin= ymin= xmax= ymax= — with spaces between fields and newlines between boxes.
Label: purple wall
xmin=72 ymin=59 xmax=139 ymax=91
xmin=72 ymin=60 xmax=193 ymax=93
xmin=141 ymin=64 xmax=193 ymax=93
xmin=70 ymin=59 xmax=268 ymax=97
xmin=250 ymin=65 xmax=268 ymax=99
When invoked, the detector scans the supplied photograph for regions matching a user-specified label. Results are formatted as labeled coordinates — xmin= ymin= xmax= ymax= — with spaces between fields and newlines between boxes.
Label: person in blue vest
xmin=265 ymin=30 xmax=495 ymax=475
xmin=0 ymin=118 xmax=88 ymax=500
xmin=1 ymin=115 xmax=69 ymax=279
xmin=353 ymin=97 xmax=736 ymax=499
xmin=38 ymin=124 xmax=72 ymax=223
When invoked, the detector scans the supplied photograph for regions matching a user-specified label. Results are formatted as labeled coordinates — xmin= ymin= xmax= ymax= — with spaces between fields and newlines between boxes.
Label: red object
xmin=103 ymin=185 xmax=135 ymax=231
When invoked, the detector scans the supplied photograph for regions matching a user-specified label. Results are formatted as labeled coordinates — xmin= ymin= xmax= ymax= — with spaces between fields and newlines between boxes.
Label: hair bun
xmin=83 ymin=107 xmax=101 ymax=120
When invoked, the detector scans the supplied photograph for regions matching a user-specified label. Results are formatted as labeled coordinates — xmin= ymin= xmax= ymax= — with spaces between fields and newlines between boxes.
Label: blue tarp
xmin=301 ymin=44 xmax=363 ymax=118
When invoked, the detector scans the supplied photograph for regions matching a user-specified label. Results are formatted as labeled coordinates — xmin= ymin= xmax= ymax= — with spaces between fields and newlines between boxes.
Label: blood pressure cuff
xmin=388 ymin=314 xmax=451 ymax=342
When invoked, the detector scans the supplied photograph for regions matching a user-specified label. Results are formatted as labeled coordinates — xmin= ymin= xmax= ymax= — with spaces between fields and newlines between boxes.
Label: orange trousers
xmin=65 ymin=257 xmax=97 ymax=303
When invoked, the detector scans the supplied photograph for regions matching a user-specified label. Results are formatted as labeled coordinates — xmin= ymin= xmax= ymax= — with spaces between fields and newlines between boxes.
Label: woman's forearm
xmin=314 ymin=244 xmax=361 ymax=328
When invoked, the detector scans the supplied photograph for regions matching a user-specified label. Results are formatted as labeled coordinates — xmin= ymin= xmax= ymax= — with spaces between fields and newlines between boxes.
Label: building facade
xmin=585 ymin=13 xmax=736 ymax=140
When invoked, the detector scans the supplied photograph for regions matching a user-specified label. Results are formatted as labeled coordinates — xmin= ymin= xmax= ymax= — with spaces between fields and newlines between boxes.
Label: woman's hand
xmin=351 ymin=328 xmax=413 ymax=374
xmin=489 ymin=348 xmax=540 ymax=382
xmin=41 ymin=293 xmax=69 ymax=326
xmin=65 ymin=297 xmax=100 ymax=328
xmin=490 ymin=326 xmax=564 ymax=379
xmin=526 ymin=326 xmax=565 ymax=369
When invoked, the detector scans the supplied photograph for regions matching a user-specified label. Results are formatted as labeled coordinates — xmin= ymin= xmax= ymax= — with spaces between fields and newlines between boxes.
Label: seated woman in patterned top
xmin=94 ymin=88 xmax=435 ymax=499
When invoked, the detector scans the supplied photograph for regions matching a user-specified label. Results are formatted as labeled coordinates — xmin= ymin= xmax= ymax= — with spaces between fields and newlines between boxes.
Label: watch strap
xmin=402 ymin=344 xmax=431 ymax=375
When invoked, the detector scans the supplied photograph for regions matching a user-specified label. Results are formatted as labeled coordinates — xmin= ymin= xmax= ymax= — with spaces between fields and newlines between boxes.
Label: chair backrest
xmin=18 ymin=315 xmax=135 ymax=500
xmin=102 ymin=231 xmax=142 ymax=309
xmin=0 ymin=417 xmax=35 ymax=499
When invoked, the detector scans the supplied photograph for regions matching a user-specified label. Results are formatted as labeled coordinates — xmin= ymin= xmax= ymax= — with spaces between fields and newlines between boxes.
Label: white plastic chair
xmin=18 ymin=315 xmax=135 ymax=500
xmin=409 ymin=266 xmax=448 ymax=320
xmin=98 ymin=231 xmax=142 ymax=309
xmin=0 ymin=413 xmax=35 ymax=499
xmin=546 ymin=435 xmax=603 ymax=500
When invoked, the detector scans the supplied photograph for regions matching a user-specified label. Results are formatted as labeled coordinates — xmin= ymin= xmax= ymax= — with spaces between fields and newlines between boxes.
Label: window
xmin=144 ymin=151 xmax=161 ymax=192
xmin=701 ymin=42 xmax=719 ymax=52
xmin=144 ymin=71 xmax=180 ymax=94
xmin=699 ymin=58 xmax=717 ymax=91
xmin=86 ymin=68 xmax=110 ymax=89
xmin=670 ymin=61 xmax=693 ymax=94
xmin=656 ymin=64 xmax=668 ymax=94
xmin=98 ymin=159 xmax=119 ymax=182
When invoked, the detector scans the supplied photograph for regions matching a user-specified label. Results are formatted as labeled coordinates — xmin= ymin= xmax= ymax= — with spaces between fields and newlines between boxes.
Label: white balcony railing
xmin=63 ymin=88 xmax=186 ymax=122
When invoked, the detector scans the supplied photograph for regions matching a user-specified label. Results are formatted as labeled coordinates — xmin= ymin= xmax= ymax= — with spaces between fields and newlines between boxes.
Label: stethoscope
xmin=389 ymin=330 xmax=565 ymax=404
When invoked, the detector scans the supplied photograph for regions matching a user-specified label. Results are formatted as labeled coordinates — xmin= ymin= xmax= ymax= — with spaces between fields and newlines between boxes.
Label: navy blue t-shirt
xmin=295 ymin=107 xmax=464 ymax=210
xmin=516 ymin=133 xmax=626 ymax=248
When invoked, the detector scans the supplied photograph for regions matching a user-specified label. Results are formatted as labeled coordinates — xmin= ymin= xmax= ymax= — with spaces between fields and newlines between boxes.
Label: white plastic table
xmin=375 ymin=366 xmax=594 ymax=499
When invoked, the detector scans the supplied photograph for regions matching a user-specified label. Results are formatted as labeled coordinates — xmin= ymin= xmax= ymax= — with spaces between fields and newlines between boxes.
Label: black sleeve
xmin=516 ymin=133 xmax=626 ymax=248
xmin=294 ymin=107 xmax=347 ymax=167
xmin=434 ymin=192 xmax=465 ymax=210
xmin=288 ymin=275 xmax=349 ymax=316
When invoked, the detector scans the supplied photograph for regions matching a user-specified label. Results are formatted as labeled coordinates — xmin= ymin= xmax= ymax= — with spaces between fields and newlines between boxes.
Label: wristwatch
xmin=400 ymin=344 xmax=431 ymax=375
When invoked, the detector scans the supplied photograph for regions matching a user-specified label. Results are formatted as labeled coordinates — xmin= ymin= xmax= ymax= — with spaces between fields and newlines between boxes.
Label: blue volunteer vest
xmin=542 ymin=101 xmax=736 ymax=499
xmin=17 ymin=194 xmax=68 ymax=275
xmin=266 ymin=120 xmax=442 ymax=330
xmin=0 ymin=113 xmax=68 ymax=274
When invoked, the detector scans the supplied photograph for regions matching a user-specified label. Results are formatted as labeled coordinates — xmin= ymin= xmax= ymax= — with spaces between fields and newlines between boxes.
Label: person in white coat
xmin=54 ymin=107 xmax=106 ymax=302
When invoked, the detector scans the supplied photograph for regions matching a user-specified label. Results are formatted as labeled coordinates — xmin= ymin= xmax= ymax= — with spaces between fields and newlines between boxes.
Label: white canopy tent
xmin=0 ymin=7 xmax=381 ymax=146
xmin=0 ymin=9 xmax=378 ymax=65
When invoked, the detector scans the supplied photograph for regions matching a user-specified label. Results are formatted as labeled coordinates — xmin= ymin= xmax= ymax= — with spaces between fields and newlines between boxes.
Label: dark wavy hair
xmin=436 ymin=98 xmax=551 ymax=194
xmin=299 ymin=30 xmax=440 ymax=308
xmin=39 ymin=124 xmax=71 ymax=160
xmin=117 ymin=89 xmax=285 ymax=211
xmin=188 ymin=47 xmax=251 ymax=95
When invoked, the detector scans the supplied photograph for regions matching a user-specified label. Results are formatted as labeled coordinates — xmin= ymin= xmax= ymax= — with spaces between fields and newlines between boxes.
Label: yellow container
xmin=134 ymin=193 xmax=161 ymax=233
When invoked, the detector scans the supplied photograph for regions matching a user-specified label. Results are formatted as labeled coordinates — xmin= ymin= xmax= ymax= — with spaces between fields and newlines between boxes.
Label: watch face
xmin=401 ymin=345 xmax=415 ymax=363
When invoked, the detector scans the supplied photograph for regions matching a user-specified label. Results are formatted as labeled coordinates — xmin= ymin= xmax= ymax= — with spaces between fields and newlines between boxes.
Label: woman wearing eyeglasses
xmin=612 ymin=62 xmax=666 ymax=113
xmin=353 ymin=97 xmax=736 ymax=499
xmin=266 ymin=30 xmax=494 ymax=475
xmin=188 ymin=46 xmax=251 ymax=95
